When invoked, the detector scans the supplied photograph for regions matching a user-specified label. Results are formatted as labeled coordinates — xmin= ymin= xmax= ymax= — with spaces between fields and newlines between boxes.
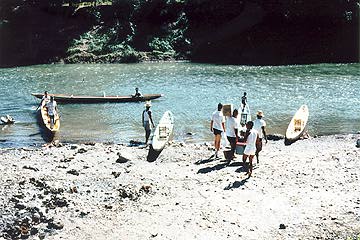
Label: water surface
xmin=0 ymin=62 xmax=359 ymax=147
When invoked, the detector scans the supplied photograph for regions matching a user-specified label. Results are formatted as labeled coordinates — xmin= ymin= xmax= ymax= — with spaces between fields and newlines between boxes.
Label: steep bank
xmin=0 ymin=134 xmax=359 ymax=239
xmin=0 ymin=0 xmax=359 ymax=67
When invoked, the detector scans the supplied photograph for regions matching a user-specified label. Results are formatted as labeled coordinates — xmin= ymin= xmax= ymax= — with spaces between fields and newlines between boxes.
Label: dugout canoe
xmin=31 ymin=93 xmax=163 ymax=103
xmin=285 ymin=105 xmax=309 ymax=145
xmin=147 ymin=111 xmax=174 ymax=162
xmin=39 ymin=100 xmax=60 ymax=133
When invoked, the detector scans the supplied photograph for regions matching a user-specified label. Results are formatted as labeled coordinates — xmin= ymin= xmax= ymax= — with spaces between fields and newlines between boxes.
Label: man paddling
xmin=142 ymin=101 xmax=155 ymax=145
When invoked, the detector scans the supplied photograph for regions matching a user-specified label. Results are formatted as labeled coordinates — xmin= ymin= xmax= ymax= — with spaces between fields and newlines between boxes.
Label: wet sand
xmin=0 ymin=134 xmax=359 ymax=239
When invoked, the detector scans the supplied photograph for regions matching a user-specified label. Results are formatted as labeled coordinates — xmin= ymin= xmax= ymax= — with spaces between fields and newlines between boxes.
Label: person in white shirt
xmin=37 ymin=91 xmax=50 ymax=110
xmin=253 ymin=110 xmax=267 ymax=164
xmin=226 ymin=109 xmax=239 ymax=160
xmin=133 ymin=87 xmax=143 ymax=98
xmin=242 ymin=121 xmax=259 ymax=177
xmin=46 ymin=96 xmax=58 ymax=128
xmin=210 ymin=103 xmax=225 ymax=158
xmin=142 ymin=101 xmax=155 ymax=145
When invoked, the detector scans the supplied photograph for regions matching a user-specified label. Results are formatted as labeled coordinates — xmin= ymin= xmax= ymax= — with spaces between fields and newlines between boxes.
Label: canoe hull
xmin=147 ymin=111 xmax=174 ymax=161
xmin=32 ymin=93 xmax=162 ymax=104
xmin=285 ymin=105 xmax=309 ymax=145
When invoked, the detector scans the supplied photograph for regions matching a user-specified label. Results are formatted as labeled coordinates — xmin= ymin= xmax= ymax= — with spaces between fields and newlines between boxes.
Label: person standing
xmin=253 ymin=110 xmax=267 ymax=164
xmin=241 ymin=92 xmax=247 ymax=111
xmin=37 ymin=91 xmax=50 ymax=110
xmin=242 ymin=121 xmax=259 ymax=177
xmin=46 ymin=96 xmax=58 ymax=128
xmin=142 ymin=101 xmax=155 ymax=145
xmin=226 ymin=109 xmax=239 ymax=160
xmin=210 ymin=103 xmax=225 ymax=158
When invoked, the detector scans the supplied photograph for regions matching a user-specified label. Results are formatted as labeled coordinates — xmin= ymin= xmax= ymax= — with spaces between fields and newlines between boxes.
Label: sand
xmin=0 ymin=134 xmax=359 ymax=239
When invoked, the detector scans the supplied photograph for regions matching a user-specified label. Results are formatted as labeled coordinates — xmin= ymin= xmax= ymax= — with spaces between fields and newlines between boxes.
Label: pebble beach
xmin=1 ymin=134 xmax=360 ymax=239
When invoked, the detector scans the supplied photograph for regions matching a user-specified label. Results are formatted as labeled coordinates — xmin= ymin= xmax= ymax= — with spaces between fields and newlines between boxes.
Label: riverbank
xmin=1 ymin=134 xmax=360 ymax=239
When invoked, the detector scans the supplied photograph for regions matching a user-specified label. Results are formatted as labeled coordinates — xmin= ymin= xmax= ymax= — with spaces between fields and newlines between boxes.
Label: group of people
xmin=210 ymin=98 xmax=267 ymax=177
xmin=38 ymin=91 xmax=58 ymax=128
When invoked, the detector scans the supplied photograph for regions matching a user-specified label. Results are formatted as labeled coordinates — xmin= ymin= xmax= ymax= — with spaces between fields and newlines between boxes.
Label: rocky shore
xmin=0 ymin=134 xmax=359 ymax=239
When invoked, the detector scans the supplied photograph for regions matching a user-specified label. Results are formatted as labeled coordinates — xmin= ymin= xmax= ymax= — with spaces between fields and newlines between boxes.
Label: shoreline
xmin=1 ymin=134 xmax=359 ymax=239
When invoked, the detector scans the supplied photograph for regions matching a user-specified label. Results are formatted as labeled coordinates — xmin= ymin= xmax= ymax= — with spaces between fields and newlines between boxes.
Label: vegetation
xmin=0 ymin=0 xmax=359 ymax=67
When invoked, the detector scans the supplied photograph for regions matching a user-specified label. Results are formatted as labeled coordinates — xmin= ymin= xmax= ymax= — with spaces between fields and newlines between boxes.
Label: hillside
xmin=0 ymin=0 xmax=359 ymax=67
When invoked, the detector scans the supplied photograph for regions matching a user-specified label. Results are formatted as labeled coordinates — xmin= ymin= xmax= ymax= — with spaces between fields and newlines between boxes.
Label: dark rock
xmin=30 ymin=227 xmax=38 ymax=235
xmin=14 ymin=203 xmax=27 ymax=210
xmin=29 ymin=178 xmax=49 ymax=190
xmin=279 ymin=224 xmax=286 ymax=229
xmin=60 ymin=157 xmax=73 ymax=163
xmin=129 ymin=140 xmax=142 ymax=147
xmin=47 ymin=220 xmax=64 ymax=230
xmin=77 ymin=148 xmax=87 ymax=154
xmin=23 ymin=166 xmax=39 ymax=171
xmin=70 ymin=145 xmax=78 ymax=150
xmin=267 ymin=134 xmax=285 ymax=141
xmin=112 ymin=172 xmax=121 ymax=178
xmin=116 ymin=154 xmax=129 ymax=163
xmin=140 ymin=185 xmax=152 ymax=194
xmin=104 ymin=205 xmax=113 ymax=209
xmin=67 ymin=169 xmax=80 ymax=176
xmin=84 ymin=142 xmax=96 ymax=146
xmin=79 ymin=211 xmax=89 ymax=217
xmin=356 ymin=139 xmax=360 ymax=148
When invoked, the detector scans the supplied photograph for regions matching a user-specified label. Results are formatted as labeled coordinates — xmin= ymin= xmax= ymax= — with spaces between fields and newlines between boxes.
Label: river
xmin=0 ymin=62 xmax=359 ymax=147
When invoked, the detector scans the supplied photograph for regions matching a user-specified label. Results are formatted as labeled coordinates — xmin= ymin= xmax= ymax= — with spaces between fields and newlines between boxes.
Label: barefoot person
xmin=241 ymin=92 xmax=247 ymax=111
xmin=226 ymin=109 xmax=239 ymax=160
xmin=253 ymin=110 xmax=267 ymax=164
xmin=242 ymin=121 xmax=259 ymax=177
xmin=36 ymin=91 xmax=50 ymax=110
xmin=142 ymin=101 xmax=155 ymax=145
xmin=210 ymin=103 xmax=225 ymax=158
xmin=46 ymin=96 xmax=58 ymax=128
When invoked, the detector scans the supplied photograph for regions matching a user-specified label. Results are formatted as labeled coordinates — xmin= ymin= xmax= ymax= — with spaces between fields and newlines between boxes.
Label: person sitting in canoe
xmin=36 ymin=91 xmax=50 ymax=110
xmin=46 ymin=96 xmax=58 ymax=128
xmin=133 ymin=87 xmax=143 ymax=98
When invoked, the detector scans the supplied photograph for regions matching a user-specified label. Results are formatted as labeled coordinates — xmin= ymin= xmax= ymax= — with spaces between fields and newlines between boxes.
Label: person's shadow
xmin=224 ymin=178 xmax=249 ymax=190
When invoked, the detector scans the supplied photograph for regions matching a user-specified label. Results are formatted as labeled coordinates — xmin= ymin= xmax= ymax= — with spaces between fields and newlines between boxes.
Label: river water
xmin=0 ymin=62 xmax=359 ymax=147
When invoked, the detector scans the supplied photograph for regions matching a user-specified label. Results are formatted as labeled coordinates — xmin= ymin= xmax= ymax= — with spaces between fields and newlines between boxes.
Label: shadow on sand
xmin=147 ymin=145 xmax=162 ymax=162
xmin=197 ymin=159 xmax=248 ymax=174
xmin=224 ymin=178 xmax=249 ymax=190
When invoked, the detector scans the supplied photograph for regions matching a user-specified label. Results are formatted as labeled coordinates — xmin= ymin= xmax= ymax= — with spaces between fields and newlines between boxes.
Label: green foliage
xmin=149 ymin=37 xmax=174 ymax=53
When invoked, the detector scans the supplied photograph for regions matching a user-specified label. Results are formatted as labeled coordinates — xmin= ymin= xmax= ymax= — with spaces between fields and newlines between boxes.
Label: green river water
xmin=0 ymin=62 xmax=359 ymax=147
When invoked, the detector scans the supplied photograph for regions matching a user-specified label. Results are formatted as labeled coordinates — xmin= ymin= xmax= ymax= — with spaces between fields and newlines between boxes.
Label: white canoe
xmin=151 ymin=111 xmax=174 ymax=151
xmin=285 ymin=105 xmax=309 ymax=145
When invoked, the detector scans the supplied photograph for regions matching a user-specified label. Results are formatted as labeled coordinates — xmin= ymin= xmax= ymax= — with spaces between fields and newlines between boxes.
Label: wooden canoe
xmin=147 ymin=111 xmax=174 ymax=162
xmin=31 ymin=93 xmax=163 ymax=104
xmin=285 ymin=105 xmax=309 ymax=145
xmin=39 ymin=100 xmax=60 ymax=133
